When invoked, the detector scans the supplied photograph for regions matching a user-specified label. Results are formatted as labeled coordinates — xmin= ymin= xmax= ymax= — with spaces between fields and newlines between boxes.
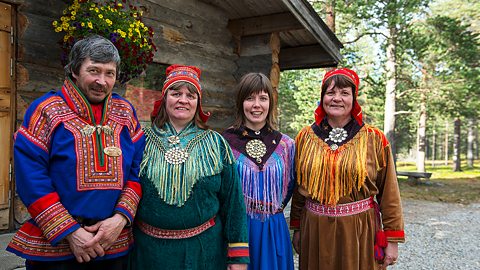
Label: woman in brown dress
xmin=290 ymin=68 xmax=405 ymax=270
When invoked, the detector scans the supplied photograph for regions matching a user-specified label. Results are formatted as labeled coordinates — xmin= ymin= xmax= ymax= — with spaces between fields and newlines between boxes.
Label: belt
xmin=306 ymin=197 xmax=374 ymax=217
xmin=137 ymin=216 xmax=216 ymax=239
xmin=247 ymin=201 xmax=284 ymax=214
xmin=73 ymin=216 xmax=101 ymax=227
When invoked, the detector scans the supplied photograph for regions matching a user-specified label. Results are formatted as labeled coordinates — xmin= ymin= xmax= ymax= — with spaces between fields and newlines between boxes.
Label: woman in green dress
xmin=129 ymin=64 xmax=249 ymax=270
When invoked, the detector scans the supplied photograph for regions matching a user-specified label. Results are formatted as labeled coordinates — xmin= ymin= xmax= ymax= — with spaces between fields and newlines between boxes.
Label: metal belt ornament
xmin=245 ymin=139 xmax=267 ymax=163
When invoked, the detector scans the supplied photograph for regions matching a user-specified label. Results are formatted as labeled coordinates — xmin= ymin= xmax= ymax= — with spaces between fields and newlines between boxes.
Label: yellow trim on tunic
xmin=295 ymin=124 xmax=385 ymax=205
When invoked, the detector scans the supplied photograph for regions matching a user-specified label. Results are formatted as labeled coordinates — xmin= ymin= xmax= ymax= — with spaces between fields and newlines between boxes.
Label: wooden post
xmin=0 ymin=1 xmax=13 ymax=230
xmin=269 ymin=32 xmax=280 ymax=126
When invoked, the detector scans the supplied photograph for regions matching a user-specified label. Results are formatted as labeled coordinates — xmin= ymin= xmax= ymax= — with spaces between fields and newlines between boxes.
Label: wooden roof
xmin=200 ymin=0 xmax=343 ymax=69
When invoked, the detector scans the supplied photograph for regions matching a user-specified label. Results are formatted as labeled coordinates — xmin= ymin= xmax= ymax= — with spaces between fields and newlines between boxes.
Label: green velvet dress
xmin=129 ymin=122 xmax=249 ymax=270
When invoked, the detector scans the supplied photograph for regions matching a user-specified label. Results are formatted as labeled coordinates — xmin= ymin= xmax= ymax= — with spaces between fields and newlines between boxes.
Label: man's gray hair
xmin=64 ymin=35 xmax=121 ymax=78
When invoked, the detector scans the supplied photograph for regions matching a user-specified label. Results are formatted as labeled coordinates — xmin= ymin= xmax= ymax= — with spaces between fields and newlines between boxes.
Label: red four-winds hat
xmin=151 ymin=64 xmax=211 ymax=123
xmin=314 ymin=67 xmax=363 ymax=125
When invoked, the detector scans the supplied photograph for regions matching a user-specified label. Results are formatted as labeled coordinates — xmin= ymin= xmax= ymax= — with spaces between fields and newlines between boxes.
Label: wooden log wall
xmin=6 ymin=0 xmax=276 ymax=227
xmin=13 ymin=0 xmax=276 ymax=130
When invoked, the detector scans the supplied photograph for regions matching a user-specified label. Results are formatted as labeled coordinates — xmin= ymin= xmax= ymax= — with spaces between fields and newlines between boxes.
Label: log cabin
xmin=0 ymin=0 xmax=342 ymax=230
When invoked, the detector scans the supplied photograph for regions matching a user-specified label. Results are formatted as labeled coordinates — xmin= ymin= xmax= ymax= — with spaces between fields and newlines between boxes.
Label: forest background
xmin=278 ymin=0 xmax=479 ymax=175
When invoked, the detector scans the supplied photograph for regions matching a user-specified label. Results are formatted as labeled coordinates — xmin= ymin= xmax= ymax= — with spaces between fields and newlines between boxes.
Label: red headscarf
xmin=314 ymin=67 xmax=363 ymax=125
xmin=150 ymin=64 xmax=211 ymax=123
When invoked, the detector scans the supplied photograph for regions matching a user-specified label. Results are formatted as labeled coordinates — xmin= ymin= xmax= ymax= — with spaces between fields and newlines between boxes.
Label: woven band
xmin=137 ymin=216 xmax=215 ymax=239
xmin=306 ymin=197 xmax=374 ymax=217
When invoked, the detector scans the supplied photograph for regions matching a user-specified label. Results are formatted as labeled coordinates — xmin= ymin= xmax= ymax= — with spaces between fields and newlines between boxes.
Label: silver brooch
xmin=246 ymin=139 xmax=267 ymax=163
xmin=326 ymin=127 xmax=347 ymax=150
xmin=164 ymin=147 xmax=189 ymax=164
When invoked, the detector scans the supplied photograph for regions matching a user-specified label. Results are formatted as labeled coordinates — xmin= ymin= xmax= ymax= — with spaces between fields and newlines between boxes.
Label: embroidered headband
xmin=314 ymin=68 xmax=363 ymax=125
xmin=151 ymin=64 xmax=211 ymax=123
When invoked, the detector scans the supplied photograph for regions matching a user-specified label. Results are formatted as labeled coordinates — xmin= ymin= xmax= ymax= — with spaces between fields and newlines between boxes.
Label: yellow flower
xmin=87 ymin=22 xmax=93 ymax=29
xmin=71 ymin=11 xmax=76 ymax=16
xmin=98 ymin=14 xmax=103 ymax=19
xmin=81 ymin=22 xmax=85 ymax=27
xmin=55 ymin=27 xmax=62 ymax=33
xmin=52 ymin=21 xmax=58 ymax=26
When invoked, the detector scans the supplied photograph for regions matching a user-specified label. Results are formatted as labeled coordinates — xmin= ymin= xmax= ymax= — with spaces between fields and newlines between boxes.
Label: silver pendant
xmin=164 ymin=147 xmax=189 ymax=164
xmin=167 ymin=135 xmax=180 ymax=145
xmin=81 ymin=125 xmax=96 ymax=137
xmin=330 ymin=144 xmax=339 ymax=151
xmin=246 ymin=139 xmax=267 ymax=163
xmin=327 ymin=127 xmax=348 ymax=143
xmin=104 ymin=146 xmax=122 ymax=157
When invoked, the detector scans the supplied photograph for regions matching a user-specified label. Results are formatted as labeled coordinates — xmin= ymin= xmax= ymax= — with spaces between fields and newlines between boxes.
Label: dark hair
xmin=153 ymin=81 xmax=208 ymax=130
xmin=233 ymin=72 xmax=277 ymax=130
xmin=64 ymin=35 xmax=121 ymax=78
xmin=321 ymin=74 xmax=357 ymax=106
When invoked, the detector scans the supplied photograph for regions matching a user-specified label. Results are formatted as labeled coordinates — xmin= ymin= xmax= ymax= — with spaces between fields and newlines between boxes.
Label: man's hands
xmin=65 ymin=228 xmax=104 ymax=263
xmin=84 ymin=213 xmax=127 ymax=251
xmin=66 ymin=213 xmax=127 ymax=263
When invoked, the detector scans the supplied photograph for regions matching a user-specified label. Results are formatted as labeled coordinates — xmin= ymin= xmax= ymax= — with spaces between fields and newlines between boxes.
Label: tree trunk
xmin=475 ymin=123 xmax=479 ymax=160
xmin=416 ymin=90 xmax=426 ymax=172
xmin=467 ymin=119 xmax=475 ymax=168
xmin=325 ymin=0 xmax=336 ymax=33
xmin=383 ymin=26 xmax=398 ymax=162
xmin=431 ymin=126 xmax=436 ymax=167
xmin=453 ymin=118 xmax=461 ymax=171
xmin=444 ymin=121 xmax=449 ymax=166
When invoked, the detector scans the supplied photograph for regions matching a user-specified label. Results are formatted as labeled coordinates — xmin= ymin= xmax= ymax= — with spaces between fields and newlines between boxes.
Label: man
xmin=7 ymin=35 xmax=145 ymax=270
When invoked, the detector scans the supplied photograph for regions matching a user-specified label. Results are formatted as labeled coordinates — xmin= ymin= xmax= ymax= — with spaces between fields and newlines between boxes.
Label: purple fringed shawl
xmin=223 ymin=127 xmax=295 ymax=220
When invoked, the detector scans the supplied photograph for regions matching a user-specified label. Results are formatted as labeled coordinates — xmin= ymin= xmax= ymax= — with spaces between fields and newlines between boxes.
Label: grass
xmin=396 ymin=161 xmax=480 ymax=204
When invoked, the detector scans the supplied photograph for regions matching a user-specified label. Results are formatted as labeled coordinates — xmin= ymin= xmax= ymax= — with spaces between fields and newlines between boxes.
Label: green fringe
xmin=141 ymin=127 xmax=233 ymax=207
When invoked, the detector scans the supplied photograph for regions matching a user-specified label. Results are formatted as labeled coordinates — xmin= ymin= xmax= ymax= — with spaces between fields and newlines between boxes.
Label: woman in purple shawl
xmin=223 ymin=73 xmax=295 ymax=270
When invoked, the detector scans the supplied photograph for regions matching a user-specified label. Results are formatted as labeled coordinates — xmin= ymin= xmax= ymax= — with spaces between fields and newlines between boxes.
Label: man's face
xmin=72 ymin=58 xmax=117 ymax=104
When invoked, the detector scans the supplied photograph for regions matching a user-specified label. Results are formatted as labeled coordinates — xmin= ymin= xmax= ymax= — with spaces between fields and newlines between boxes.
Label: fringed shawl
xmin=141 ymin=123 xmax=233 ymax=207
xmin=230 ymin=135 xmax=295 ymax=220
xmin=295 ymin=124 xmax=386 ymax=206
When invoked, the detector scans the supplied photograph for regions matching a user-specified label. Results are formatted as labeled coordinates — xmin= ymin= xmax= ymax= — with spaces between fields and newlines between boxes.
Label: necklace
xmin=245 ymin=139 xmax=267 ymax=163
xmin=164 ymin=135 xmax=189 ymax=164
xmin=326 ymin=127 xmax=348 ymax=150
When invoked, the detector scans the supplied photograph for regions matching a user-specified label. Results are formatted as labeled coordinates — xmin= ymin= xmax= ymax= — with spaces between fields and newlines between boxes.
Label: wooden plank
xmin=0 ymin=31 xmax=10 ymax=88
xmin=17 ymin=0 xmax=66 ymax=18
xmin=0 ymin=111 xmax=11 ymax=207
xmin=238 ymin=34 xmax=271 ymax=57
xmin=281 ymin=0 xmax=342 ymax=63
xmin=18 ymin=13 xmax=64 ymax=68
xmin=279 ymin=45 xmax=338 ymax=70
xmin=0 ymin=92 xmax=10 ymax=111
xmin=0 ymin=2 xmax=11 ymax=32
xmin=228 ymin=12 xmax=303 ymax=37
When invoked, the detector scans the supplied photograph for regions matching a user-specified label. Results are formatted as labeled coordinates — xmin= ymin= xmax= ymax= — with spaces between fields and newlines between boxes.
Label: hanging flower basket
xmin=52 ymin=0 xmax=157 ymax=84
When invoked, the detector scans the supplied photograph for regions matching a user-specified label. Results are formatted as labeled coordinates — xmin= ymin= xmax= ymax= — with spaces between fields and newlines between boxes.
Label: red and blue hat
xmin=151 ymin=64 xmax=211 ymax=123
xmin=314 ymin=67 xmax=363 ymax=125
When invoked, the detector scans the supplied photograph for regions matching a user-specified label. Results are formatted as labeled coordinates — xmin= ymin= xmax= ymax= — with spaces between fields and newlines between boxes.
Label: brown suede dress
xmin=290 ymin=124 xmax=405 ymax=270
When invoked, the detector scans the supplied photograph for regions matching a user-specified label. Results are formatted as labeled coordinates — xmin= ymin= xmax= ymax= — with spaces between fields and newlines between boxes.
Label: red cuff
xmin=385 ymin=230 xmax=405 ymax=242
xmin=115 ymin=181 xmax=142 ymax=225
xmin=290 ymin=219 xmax=300 ymax=229
xmin=28 ymin=192 xmax=77 ymax=244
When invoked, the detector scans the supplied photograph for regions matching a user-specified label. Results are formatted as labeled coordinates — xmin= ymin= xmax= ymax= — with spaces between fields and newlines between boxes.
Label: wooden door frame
xmin=0 ymin=0 xmax=16 ymax=231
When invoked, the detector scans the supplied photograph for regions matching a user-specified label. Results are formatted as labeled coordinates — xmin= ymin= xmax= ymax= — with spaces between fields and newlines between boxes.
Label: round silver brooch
xmin=245 ymin=139 xmax=267 ymax=163
xmin=328 ymin=128 xmax=348 ymax=143
xmin=164 ymin=147 xmax=189 ymax=164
